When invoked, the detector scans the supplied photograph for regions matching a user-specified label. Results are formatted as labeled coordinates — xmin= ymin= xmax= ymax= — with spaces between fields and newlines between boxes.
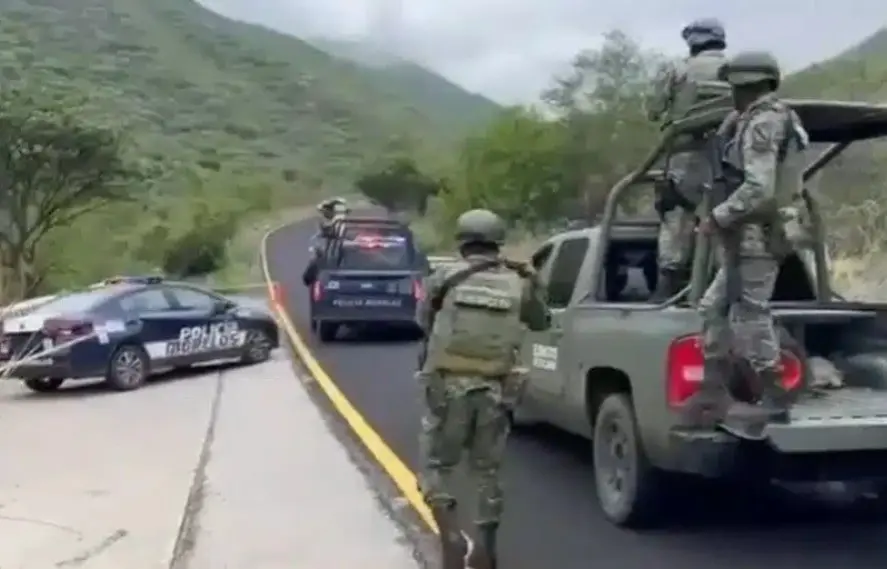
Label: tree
xmin=542 ymin=30 xmax=664 ymax=218
xmin=0 ymin=88 xmax=136 ymax=297
xmin=445 ymin=106 xmax=569 ymax=228
xmin=355 ymin=156 xmax=440 ymax=212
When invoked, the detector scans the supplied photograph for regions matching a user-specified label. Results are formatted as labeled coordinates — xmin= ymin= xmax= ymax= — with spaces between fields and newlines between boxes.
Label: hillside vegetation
xmin=309 ymin=38 xmax=500 ymax=129
xmin=0 ymin=0 xmax=492 ymax=299
xmin=385 ymin=26 xmax=887 ymax=300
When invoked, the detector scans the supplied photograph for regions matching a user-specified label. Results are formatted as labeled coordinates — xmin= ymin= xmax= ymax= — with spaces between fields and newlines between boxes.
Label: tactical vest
xmin=425 ymin=263 xmax=525 ymax=376
xmin=723 ymin=97 xmax=810 ymax=256
xmin=667 ymin=50 xmax=731 ymax=123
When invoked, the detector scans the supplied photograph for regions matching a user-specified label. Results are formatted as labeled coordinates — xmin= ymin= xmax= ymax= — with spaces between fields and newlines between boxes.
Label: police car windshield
xmin=29 ymin=290 xmax=113 ymax=316
xmin=337 ymin=233 xmax=411 ymax=270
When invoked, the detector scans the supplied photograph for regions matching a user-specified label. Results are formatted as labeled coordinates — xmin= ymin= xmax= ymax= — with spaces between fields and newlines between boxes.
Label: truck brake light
xmin=311 ymin=281 xmax=322 ymax=301
xmin=412 ymin=279 xmax=425 ymax=301
xmin=665 ymin=334 xmax=802 ymax=408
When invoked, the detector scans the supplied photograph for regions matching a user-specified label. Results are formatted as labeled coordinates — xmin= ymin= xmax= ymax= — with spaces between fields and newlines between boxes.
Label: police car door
xmin=165 ymin=287 xmax=245 ymax=364
xmin=116 ymin=288 xmax=182 ymax=367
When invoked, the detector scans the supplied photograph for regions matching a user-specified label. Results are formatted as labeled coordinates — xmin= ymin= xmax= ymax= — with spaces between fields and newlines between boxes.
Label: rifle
xmin=704 ymin=127 xmax=743 ymax=316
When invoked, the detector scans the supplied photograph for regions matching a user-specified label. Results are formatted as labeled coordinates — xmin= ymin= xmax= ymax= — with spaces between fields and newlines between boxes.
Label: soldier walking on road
xmin=649 ymin=18 xmax=731 ymax=300
xmin=416 ymin=209 xmax=550 ymax=569
xmin=688 ymin=52 xmax=809 ymax=440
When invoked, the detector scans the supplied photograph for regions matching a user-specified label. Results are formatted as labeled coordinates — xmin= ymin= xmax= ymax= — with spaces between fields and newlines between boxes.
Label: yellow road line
xmin=260 ymin=225 xmax=438 ymax=533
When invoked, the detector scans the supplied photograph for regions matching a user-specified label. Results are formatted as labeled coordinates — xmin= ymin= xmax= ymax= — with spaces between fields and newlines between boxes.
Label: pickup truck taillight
xmin=311 ymin=281 xmax=322 ymax=301
xmin=666 ymin=334 xmax=802 ymax=408
xmin=43 ymin=318 xmax=94 ymax=340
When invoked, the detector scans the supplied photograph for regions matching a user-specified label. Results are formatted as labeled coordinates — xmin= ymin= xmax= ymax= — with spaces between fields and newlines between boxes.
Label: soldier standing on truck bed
xmin=690 ymin=51 xmax=809 ymax=440
xmin=649 ymin=18 xmax=731 ymax=301
xmin=416 ymin=208 xmax=550 ymax=569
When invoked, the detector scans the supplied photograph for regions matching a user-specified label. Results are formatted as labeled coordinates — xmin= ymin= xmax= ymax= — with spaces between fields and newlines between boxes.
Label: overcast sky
xmin=200 ymin=0 xmax=887 ymax=104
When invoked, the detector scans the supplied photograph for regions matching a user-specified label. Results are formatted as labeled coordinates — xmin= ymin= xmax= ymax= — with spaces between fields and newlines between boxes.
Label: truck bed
xmin=765 ymin=387 xmax=887 ymax=452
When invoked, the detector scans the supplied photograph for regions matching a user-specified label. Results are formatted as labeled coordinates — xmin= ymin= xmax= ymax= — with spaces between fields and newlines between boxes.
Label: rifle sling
xmin=429 ymin=259 xmax=502 ymax=316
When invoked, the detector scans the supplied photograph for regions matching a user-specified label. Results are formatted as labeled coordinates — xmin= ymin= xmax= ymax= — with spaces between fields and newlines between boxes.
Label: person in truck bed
xmin=692 ymin=51 xmax=810 ymax=440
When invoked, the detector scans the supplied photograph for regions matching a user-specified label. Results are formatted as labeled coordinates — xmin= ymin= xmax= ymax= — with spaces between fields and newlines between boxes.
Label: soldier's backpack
xmin=425 ymin=260 xmax=525 ymax=376
xmin=669 ymin=52 xmax=732 ymax=123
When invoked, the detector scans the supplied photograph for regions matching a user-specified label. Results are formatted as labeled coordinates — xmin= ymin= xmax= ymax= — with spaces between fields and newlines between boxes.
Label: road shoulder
xmin=181 ymin=353 xmax=420 ymax=568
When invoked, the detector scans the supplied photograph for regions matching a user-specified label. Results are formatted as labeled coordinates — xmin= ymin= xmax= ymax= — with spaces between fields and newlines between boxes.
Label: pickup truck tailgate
xmin=765 ymin=388 xmax=887 ymax=452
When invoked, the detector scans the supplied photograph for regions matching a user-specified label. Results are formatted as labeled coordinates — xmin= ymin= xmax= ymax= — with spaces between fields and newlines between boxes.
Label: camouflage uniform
xmin=416 ymin=209 xmax=549 ymax=569
xmin=692 ymin=52 xmax=809 ymax=440
xmin=649 ymin=19 xmax=730 ymax=300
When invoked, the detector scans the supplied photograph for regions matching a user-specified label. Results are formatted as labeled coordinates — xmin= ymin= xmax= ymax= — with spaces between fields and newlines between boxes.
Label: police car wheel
xmin=241 ymin=329 xmax=272 ymax=364
xmin=106 ymin=344 xmax=149 ymax=391
xmin=317 ymin=322 xmax=338 ymax=342
xmin=23 ymin=377 xmax=65 ymax=393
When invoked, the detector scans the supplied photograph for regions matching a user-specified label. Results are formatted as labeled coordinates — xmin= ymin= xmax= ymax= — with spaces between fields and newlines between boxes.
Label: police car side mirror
xmin=212 ymin=300 xmax=234 ymax=315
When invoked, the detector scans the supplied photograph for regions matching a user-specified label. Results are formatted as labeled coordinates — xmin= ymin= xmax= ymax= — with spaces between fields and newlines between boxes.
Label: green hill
xmin=784 ymin=27 xmax=887 ymax=101
xmin=309 ymin=38 xmax=500 ymax=129
xmin=0 ymin=0 xmax=476 ymax=185
xmin=782 ymin=27 xmax=887 ymax=256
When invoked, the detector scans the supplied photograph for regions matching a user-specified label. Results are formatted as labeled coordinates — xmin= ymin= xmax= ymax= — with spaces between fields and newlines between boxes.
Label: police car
xmin=308 ymin=218 xmax=425 ymax=342
xmin=0 ymin=278 xmax=279 ymax=393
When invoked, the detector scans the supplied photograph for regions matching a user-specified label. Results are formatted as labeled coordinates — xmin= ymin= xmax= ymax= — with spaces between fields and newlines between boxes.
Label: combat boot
xmin=465 ymin=523 xmax=498 ymax=569
xmin=431 ymin=505 xmax=467 ymax=569
xmin=720 ymin=368 xmax=789 ymax=441
xmin=679 ymin=358 xmax=733 ymax=428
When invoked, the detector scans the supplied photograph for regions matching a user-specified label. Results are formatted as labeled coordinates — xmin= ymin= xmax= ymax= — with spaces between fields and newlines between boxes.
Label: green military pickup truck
xmin=514 ymin=97 xmax=887 ymax=528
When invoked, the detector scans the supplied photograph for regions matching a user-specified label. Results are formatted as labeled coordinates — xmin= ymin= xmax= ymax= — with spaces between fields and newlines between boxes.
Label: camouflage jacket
xmin=712 ymin=93 xmax=809 ymax=258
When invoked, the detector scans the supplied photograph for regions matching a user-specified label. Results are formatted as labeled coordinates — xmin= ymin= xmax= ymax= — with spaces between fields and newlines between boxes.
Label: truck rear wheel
xmin=592 ymin=393 xmax=676 ymax=527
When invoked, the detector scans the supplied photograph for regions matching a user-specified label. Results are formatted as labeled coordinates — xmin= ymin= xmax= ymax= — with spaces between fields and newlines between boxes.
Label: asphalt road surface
xmin=268 ymin=216 xmax=887 ymax=569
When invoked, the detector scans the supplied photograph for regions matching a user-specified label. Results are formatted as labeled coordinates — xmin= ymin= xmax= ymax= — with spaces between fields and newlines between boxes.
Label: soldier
xmin=649 ymin=18 xmax=731 ymax=300
xmin=689 ymin=51 xmax=809 ymax=440
xmin=304 ymin=200 xmax=350 ymax=286
xmin=416 ymin=209 xmax=550 ymax=569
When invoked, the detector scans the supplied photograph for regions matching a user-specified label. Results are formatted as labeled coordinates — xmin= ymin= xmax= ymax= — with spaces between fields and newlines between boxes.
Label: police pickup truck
xmin=513 ymin=98 xmax=887 ymax=527
xmin=305 ymin=217 xmax=425 ymax=342
xmin=0 ymin=276 xmax=278 ymax=393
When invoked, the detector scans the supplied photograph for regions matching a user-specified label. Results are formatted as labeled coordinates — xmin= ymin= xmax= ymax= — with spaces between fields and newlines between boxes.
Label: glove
xmin=501 ymin=367 xmax=529 ymax=411
xmin=503 ymin=259 xmax=535 ymax=279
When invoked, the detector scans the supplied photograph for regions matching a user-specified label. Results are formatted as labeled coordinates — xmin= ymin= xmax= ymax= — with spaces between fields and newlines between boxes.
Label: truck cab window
xmin=547 ymin=238 xmax=589 ymax=308
xmin=600 ymin=240 xmax=659 ymax=303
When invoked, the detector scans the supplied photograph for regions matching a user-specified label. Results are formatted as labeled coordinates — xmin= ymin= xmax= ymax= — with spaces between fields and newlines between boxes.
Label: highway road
xmin=267 ymin=217 xmax=887 ymax=569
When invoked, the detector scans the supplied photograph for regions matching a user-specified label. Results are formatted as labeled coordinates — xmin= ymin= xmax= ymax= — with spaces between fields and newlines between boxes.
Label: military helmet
xmin=681 ymin=18 xmax=726 ymax=48
xmin=718 ymin=51 xmax=781 ymax=86
xmin=455 ymin=208 xmax=506 ymax=246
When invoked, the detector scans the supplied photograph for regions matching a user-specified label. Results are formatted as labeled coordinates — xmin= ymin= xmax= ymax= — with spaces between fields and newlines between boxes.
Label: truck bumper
xmin=670 ymin=426 xmax=887 ymax=482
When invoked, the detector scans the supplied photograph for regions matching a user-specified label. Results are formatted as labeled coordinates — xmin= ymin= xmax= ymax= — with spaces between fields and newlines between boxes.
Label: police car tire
xmin=317 ymin=322 xmax=338 ymax=342
xmin=24 ymin=377 xmax=65 ymax=393
xmin=241 ymin=328 xmax=273 ymax=364
xmin=105 ymin=344 xmax=150 ymax=391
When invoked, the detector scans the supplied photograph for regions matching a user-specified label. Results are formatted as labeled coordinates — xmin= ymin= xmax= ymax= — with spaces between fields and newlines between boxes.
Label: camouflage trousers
xmin=658 ymin=147 xmax=708 ymax=271
xmin=657 ymin=207 xmax=696 ymax=271
xmin=417 ymin=371 xmax=510 ymax=527
xmin=699 ymin=256 xmax=780 ymax=373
